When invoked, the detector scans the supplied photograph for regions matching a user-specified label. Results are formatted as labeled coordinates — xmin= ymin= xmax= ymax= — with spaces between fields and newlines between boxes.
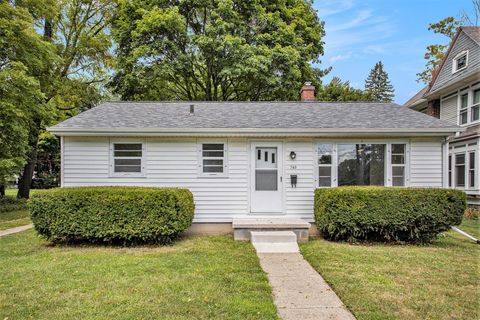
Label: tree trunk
xmin=0 ymin=185 xmax=5 ymax=197
xmin=17 ymin=119 xmax=41 ymax=199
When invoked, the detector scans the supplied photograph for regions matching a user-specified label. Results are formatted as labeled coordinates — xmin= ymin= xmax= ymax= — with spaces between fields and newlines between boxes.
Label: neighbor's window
xmin=338 ymin=144 xmax=385 ymax=186
xmin=448 ymin=155 xmax=452 ymax=187
xmin=469 ymin=152 xmax=476 ymax=188
xmin=460 ymin=93 xmax=468 ymax=125
xmin=317 ymin=144 xmax=333 ymax=187
xmin=472 ymin=89 xmax=480 ymax=122
xmin=112 ymin=143 xmax=143 ymax=174
xmin=455 ymin=153 xmax=466 ymax=187
xmin=391 ymin=144 xmax=406 ymax=186
xmin=201 ymin=143 xmax=226 ymax=175
xmin=453 ymin=51 xmax=468 ymax=73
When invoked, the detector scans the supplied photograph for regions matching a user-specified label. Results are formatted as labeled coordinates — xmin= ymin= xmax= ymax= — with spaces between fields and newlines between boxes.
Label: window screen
xmin=318 ymin=144 xmax=333 ymax=187
xmin=202 ymin=144 xmax=224 ymax=173
xmin=455 ymin=154 xmax=466 ymax=187
xmin=391 ymin=144 xmax=406 ymax=186
xmin=113 ymin=143 xmax=143 ymax=173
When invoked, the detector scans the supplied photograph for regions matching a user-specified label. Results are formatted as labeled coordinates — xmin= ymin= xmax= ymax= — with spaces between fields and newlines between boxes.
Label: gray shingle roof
xmin=48 ymin=101 xmax=459 ymax=134
xmin=462 ymin=26 xmax=480 ymax=44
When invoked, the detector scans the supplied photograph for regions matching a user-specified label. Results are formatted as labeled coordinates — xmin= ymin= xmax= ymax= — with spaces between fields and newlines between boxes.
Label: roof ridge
xmin=104 ymin=100 xmax=395 ymax=104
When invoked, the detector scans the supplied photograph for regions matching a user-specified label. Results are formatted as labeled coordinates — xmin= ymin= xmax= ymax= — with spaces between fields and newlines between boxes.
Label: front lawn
xmin=300 ymin=219 xmax=480 ymax=320
xmin=0 ymin=232 xmax=278 ymax=319
xmin=0 ymin=209 xmax=30 ymax=230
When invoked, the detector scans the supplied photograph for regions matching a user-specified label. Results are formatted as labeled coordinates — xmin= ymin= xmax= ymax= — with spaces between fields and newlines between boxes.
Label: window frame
xmin=317 ymin=143 xmax=334 ymax=188
xmin=391 ymin=143 xmax=407 ymax=187
xmin=472 ymin=88 xmax=480 ymax=123
xmin=468 ymin=151 xmax=476 ymax=189
xmin=197 ymin=140 xmax=228 ymax=178
xmin=314 ymin=140 xmax=410 ymax=188
xmin=452 ymin=50 xmax=468 ymax=74
xmin=454 ymin=153 xmax=466 ymax=188
xmin=109 ymin=139 xmax=146 ymax=177
xmin=459 ymin=92 xmax=469 ymax=125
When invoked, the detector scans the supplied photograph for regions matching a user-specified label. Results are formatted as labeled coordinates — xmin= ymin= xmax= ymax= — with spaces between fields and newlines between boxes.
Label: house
xmin=48 ymin=83 xmax=460 ymax=236
xmin=405 ymin=26 xmax=480 ymax=207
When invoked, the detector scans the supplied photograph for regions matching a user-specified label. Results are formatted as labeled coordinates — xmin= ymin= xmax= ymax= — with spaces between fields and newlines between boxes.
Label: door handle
xmin=280 ymin=176 xmax=282 ymax=182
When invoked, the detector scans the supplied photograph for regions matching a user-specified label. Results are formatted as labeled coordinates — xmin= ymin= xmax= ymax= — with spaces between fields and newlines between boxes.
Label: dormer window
xmin=452 ymin=51 xmax=468 ymax=73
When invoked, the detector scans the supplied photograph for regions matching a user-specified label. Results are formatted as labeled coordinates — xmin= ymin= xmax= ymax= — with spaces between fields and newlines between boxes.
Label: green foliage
xmin=0 ymin=196 xmax=28 ymax=214
xmin=416 ymin=17 xmax=461 ymax=84
xmin=111 ymin=0 xmax=329 ymax=101
xmin=317 ymin=77 xmax=372 ymax=102
xmin=30 ymin=187 xmax=195 ymax=244
xmin=364 ymin=61 xmax=395 ymax=102
xmin=314 ymin=187 xmax=466 ymax=243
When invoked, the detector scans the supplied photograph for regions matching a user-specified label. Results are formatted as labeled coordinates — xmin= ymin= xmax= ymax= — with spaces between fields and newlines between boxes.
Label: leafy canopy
xmin=365 ymin=61 xmax=394 ymax=102
xmin=111 ymin=0 xmax=329 ymax=101
xmin=317 ymin=77 xmax=372 ymax=102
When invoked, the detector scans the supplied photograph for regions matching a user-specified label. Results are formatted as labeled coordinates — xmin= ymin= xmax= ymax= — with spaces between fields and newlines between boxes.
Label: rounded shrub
xmin=30 ymin=187 xmax=195 ymax=245
xmin=314 ymin=186 xmax=466 ymax=243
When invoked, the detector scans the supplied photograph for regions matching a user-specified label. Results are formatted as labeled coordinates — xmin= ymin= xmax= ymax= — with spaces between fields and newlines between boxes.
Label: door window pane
xmin=338 ymin=144 xmax=385 ymax=186
xmin=255 ymin=170 xmax=278 ymax=191
xmin=318 ymin=144 xmax=333 ymax=187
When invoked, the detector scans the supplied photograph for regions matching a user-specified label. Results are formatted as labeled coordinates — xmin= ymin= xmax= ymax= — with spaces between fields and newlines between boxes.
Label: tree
xmin=417 ymin=0 xmax=479 ymax=84
xmin=364 ymin=61 xmax=395 ymax=102
xmin=111 ymin=0 xmax=329 ymax=101
xmin=416 ymin=17 xmax=461 ymax=84
xmin=0 ymin=1 xmax=56 ymax=196
xmin=316 ymin=77 xmax=372 ymax=102
xmin=15 ymin=0 xmax=114 ymax=199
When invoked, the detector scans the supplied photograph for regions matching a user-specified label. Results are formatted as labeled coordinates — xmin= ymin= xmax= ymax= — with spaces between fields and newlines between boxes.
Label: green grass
xmin=301 ymin=219 xmax=480 ymax=320
xmin=0 ymin=209 xmax=30 ymax=230
xmin=0 ymin=232 xmax=278 ymax=320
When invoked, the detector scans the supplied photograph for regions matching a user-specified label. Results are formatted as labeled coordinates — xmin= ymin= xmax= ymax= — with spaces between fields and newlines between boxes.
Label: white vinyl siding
xmin=440 ymin=95 xmax=458 ymax=125
xmin=63 ymin=136 xmax=448 ymax=222
xmin=409 ymin=138 xmax=444 ymax=187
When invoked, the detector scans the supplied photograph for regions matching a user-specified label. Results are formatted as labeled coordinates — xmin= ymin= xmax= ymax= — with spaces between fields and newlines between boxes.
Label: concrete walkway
xmin=258 ymin=253 xmax=355 ymax=320
xmin=0 ymin=224 xmax=33 ymax=237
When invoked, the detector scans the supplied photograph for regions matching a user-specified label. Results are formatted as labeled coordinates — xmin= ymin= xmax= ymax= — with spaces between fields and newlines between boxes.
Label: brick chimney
xmin=300 ymin=82 xmax=315 ymax=101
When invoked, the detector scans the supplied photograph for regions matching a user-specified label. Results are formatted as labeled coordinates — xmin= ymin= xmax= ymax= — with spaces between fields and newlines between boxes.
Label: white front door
xmin=250 ymin=142 xmax=283 ymax=213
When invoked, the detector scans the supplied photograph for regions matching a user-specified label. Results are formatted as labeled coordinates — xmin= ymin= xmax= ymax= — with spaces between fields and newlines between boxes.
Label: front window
xmin=453 ymin=51 xmax=468 ymax=73
xmin=455 ymin=154 xmax=466 ymax=187
xmin=469 ymin=152 xmax=476 ymax=188
xmin=391 ymin=144 xmax=406 ymax=186
xmin=472 ymin=89 xmax=480 ymax=122
xmin=460 ymin=94 xmax=468 ymax=125
xmin=112 ymin=143 xmax=144 ymax=175
xmin=448 ymin=155 xmax=452 ymax=187
xmin=337 ymin=144 xmax=385 ymax=186
xmin=201 ymin=143 xmax=225 ymax=174
xmin=317 ymin=144 xmax=333 ymax=187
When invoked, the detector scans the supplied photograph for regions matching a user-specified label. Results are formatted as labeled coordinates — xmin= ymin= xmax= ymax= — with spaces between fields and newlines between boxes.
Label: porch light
xmin=290 ymin=151 xmax=297 ymax=160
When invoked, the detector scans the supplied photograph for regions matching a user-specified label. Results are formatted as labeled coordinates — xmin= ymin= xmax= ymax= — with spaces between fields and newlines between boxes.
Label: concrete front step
xmin=251 ymin=231 xmax=299 ymax=253
xmin=251 ymin=231 xmax=297 ymax=243
xmin=233 ymin=218 xmax=311 ymax=242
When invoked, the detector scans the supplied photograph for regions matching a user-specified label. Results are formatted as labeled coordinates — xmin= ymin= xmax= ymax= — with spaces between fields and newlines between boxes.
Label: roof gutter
xmin=47 ymin=126 xmax=463 ymax=137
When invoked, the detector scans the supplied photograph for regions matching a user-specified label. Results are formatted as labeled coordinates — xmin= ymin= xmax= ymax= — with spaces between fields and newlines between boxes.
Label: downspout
xmin=451 ymin=226 xmax=480 ymax=244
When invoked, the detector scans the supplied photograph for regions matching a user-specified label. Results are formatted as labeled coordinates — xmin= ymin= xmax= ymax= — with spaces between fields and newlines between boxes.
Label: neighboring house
xmin=48 ymin=82 xmax=459 ymax=233
xmin=405 ymin=26 xmax=480 ymax=206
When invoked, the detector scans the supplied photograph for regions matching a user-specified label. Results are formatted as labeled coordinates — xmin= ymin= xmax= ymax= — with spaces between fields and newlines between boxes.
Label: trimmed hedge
xmin=30 ymin=187 xmax=195 ymax=245
xmin=314 ymin=187 xmax=466 ymax=243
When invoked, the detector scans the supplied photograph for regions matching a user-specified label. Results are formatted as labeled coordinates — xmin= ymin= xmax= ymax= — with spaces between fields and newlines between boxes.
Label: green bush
xmin=0 ymin=196 xmax=27 ymax=213
xmin=314 ymin=187 xmax=466 ymax=243
xmin=30 ymin=187 xmax=195 ymax=245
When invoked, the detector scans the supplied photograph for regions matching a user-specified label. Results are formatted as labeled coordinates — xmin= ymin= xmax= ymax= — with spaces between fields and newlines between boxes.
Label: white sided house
xmin=405 ymin=26 xmax=480 ymax=206
xmin=49 ymin=84 xmax=461 ymax=236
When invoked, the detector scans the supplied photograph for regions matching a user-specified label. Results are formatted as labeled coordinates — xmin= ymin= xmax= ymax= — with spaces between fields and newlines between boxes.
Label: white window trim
xmin=109 ymin=138 xmax=146 ymax=178
xmin=452 ymin=50 xmax=468 ymax=74
xmin=314 ymin=140 xmax=410 ymax=188
xmin=471 ymin=85 xmax=480 ymax=124
xmin=468 ymin=151 xmax=476 ymax=189
xmin=197 ymin=139 xmax=228 ymax=178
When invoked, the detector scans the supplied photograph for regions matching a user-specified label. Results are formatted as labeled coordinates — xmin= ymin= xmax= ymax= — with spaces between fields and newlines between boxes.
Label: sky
xmin=311 ymin=0 xmax=475 ymax=104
